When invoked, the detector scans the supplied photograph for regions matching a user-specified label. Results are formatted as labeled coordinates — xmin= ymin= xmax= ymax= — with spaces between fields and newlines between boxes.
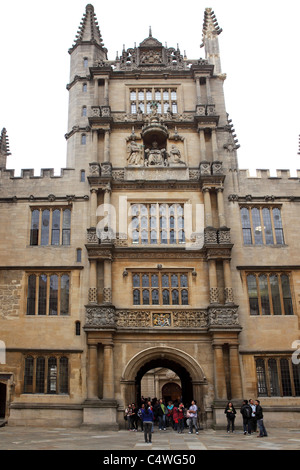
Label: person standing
xmin=141 ymin=403 xmax=154 ymax=443
xmin=240 ymin=400 xmax=252 ymax=435
xmin=178 ymin=402 xmax=185 ymax=434
xmin=224 ymin=402 xmax=236 ymax=433
xmin=255 ymin=400 xmax=268 ymax=437
xmin=249 ymin=399 xmax=257 ymax=433
xmin=188 ymin=400 xmax=199 ymax=434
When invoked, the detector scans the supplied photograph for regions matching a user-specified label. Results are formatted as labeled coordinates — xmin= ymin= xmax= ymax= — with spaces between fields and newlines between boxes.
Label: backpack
xmin=243 ymin=405 xmax=251 ymax=419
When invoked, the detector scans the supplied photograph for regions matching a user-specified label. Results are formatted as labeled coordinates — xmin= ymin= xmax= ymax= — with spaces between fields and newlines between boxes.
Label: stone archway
xmin=121 ymin=346 xmax=207 ymax=409
xmin=0 ymin=382 xmax=6 ymax=418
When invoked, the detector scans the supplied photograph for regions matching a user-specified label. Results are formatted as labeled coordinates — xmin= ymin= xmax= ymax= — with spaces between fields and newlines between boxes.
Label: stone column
xmin=229 ymin=344 xmax=243 ymax=399
xmin=103 ymin=259 xmax=112 ymax=303
xmin=89 ymin=260 xmax=97 ymax=304
xmin=223 ymin=259 xmax=234 ymax=304
xmin=92 ymin=130 xmax=98 ymax=162
xmin=195 ymin=77 xmax=201 ymax=105
xmin=199 ymin=129 xmax=207 ymax=161
xmin=213 ymin=344 xmax=227 ymax=400
xmin=94 ymin=78 xmax=99 ymax=105
xmin=211 ymin=128 xmax=219 ymax=161
xmin=87 ymin=344 xmax=99 ymax=399
xmin=104 ymin=130 xmax=110 ymax=162
xmin=216 ymin=187 xmax=226 ymax=228
xmin=203 ymin=188 xmax=213 ymax=228
xmin=90 ymin=189 xmax=98 ymax=228
xmin=102 ymin=344 xmax=115 ymax=399
xmin=208 ymin=259 xmax=219 ymax=304
xmin=206 ymin=76 xmax=213 ymax=104
xmin=104 ymin=78 xmax=109 ymax=106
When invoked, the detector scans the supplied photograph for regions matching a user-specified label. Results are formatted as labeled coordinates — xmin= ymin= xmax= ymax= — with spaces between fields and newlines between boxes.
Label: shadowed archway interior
xmin=135 ymin=357 xmax=193 ymax=406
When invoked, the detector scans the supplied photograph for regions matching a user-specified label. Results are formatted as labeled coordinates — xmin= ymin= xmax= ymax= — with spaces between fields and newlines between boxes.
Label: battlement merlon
xmin=239 ymin=169 xmax=300 ymax=179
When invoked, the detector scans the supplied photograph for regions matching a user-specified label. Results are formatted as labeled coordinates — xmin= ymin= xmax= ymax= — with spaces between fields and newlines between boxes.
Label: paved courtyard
xmin=1 ymin=424 xmax=300 ymax=451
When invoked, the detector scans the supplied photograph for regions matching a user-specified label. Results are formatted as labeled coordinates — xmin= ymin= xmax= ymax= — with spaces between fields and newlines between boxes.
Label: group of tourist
xmin=124 ymin=397 xmax=200 ymax=443
xmin=224 ymin=399 xmax=268 ymax=437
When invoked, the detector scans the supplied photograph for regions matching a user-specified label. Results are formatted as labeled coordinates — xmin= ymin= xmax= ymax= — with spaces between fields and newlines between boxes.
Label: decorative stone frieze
xmin=87 ymin=228 xmax=98 ymax=244
xmin=209 ymin=287 xmax=219 ymax=304
xmin=88 ymin=287 xmax=98 ymax=304
xmin=204 ymin=227 xmax=218 ymax=244
xmin=224 ymin=287 xmax=234 ymax=304
xmin=85 ymin=306 xmax=116 ymax=329
xmin=208 ymin=306 xmax=240 ymax=328
xmin=115 ymin=309 xmax=209 ymax=329
xmin=89 ymin=162 xmax=101 ymax=176
xmin=218 ymin=228 xmax=231 ymax=244
xmin=103 ymin=287 xmax=112 ymax=303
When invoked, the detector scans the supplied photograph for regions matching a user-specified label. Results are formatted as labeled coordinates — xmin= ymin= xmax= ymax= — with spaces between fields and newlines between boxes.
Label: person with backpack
xmin=240 ymin=400 xmax=252 ymax=435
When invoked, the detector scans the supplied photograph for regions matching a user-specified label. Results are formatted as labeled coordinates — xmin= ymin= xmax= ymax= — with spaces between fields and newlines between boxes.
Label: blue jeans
xmin=189 ymin=417 xmax=198 ymax=433
xmin=158 ymin=415 xmax=166 ymax=429
xmin=257 ymin=418 xmax=268 ymax=436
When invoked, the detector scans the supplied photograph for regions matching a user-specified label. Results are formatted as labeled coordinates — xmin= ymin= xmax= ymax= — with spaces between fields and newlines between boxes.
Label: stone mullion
xmin=35 ymin=275 xmax=39 ymax=315
xmin=49 ymin=209 xmax=53 ymax=246
xmin=248 ymin=207 xmax=255 ymax=245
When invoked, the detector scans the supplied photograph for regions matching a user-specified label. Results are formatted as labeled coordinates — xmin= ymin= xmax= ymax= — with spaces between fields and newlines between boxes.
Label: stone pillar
xmin=208 ymin=259 xmax=219 ymax=304
xmin=229 ymin=344 xmax=243 ymax=399
xmin=94 ymin=78 xmax=99 ymax=104
xmin=102 ymin=344 xmax=115 ymax=399
xmin=203 ymin=188 xmax=213 ymax=228
xmin=104 ymin=78 xmax=109 ymax=106
xmin=87 ymin=344 xmax=99 ymax=399
xmin=89 ymin=260 xmax=97 ymax=304
xmin=211 ymin=128 xmax=219 ymax=161
xmin=195 ymin=77 xmax=201 ymax=105
xmin=213 ymin=344 xmax=227 ymax=400
xmin=92 ymin=130 xmax=98 ymax=162
xmin=104 ymin=130 xmax=110 ymax=162
xmin=216 ymin=187 xmax=226 ymax=228
xmin=103 ymin=260 xmax=112 ymax=303
xmin=206 ymin=76 xmax=213 ymax=104
xmin=90 ymin=188 xmax=98 ymax=228
xmin=199 ymin=129 xmax=207 ymax=161
xmin=223 ymin=259 xmax=234 ymax=304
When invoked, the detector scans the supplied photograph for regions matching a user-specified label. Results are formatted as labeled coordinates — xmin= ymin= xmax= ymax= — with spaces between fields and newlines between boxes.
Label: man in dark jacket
xmin=255 ymin=400 xmax=268 ymax=437
xmin=240 ymin=400 xmax=252 ymax=435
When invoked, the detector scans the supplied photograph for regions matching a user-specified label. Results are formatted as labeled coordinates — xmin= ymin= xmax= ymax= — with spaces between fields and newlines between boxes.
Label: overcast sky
xmin=0 ymin=0 xmax=299 ymax=176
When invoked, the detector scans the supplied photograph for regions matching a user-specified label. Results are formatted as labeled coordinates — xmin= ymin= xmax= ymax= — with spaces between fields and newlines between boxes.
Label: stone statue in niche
xmin=145 ymin=141 xmax=167 ymax=166
xmin=127 ymin=140 xmax=144 ymax=165
xmin=168 ymin=144 xmax=185 ymax=165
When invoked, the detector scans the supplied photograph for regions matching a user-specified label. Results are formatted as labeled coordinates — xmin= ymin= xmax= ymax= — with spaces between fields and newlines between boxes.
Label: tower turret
xmin=66 ymin=4 xmax=108 ymax=168
xmin=200 ymin=8 xmax=223 ymax=74
xmin=0 ymin=128 xmax=11 ymax=169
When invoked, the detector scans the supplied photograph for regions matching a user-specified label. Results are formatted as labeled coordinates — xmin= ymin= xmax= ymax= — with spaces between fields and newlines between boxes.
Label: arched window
xmin=75 ymin=321 xmax=81 ymax=336
xmin=83 ymin=83 xmax=87 ymax=92
xmin=83 ymin=58 xmax=88 ymax=68
xmin=82 ymin=106 xmax=87 ymax=117
xmin=81 ymin=134 xmax=87 ymax=145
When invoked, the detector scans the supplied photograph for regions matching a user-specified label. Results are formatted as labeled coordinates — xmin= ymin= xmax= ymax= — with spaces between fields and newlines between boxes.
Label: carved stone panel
xmin=208 ymin=307 xmax=240 ymax=328
xmin=85 ymin=306 xmax=116 ymax=329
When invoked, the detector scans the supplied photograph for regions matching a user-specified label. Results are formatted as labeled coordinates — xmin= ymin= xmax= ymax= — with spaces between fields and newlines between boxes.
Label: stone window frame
xmin=26 ymin=271 xmax=70 ymax=316
xmin=131 ymin=269 xmax=190 ymax=307
xmin=23 ymin=353 xmax=69 ymax=395
xmin=130 ymin=87 xmax=178 ymax=115
xmin=129 ymin=202 xmax=185 ymax=246
xmin=244 ymin=271 xmax=294 ymax=316
xmin=255 ymin=356 xmax=300 ymax=397
xmin=29 ymin=206 xmax=71 ymax=247
xmin=240 ymin=205 xmax=284 ymax=246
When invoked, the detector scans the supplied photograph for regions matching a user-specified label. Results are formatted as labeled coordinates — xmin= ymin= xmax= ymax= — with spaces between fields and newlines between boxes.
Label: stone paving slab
xmin=0 ymin=425 xmax=300 ymax=451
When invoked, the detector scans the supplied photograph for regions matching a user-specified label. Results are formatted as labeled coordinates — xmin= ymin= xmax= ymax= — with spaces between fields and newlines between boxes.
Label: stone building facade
xmin=0 ymin=5 xmax=299 ymax=429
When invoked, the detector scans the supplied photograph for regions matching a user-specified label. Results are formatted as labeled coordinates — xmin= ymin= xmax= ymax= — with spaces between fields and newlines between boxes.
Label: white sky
xmin=0 ymin=0 xmax=299 ymax=176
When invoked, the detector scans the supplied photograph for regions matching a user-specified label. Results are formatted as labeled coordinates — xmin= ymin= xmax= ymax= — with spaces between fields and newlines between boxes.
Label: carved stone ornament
xmin=208 ymin=307 xmax=240 ymax=327
xmin=211 ymin=161 xmax=223 ymax=175
xmin=101 ymin=162 xmax=112 ymax=177
xmin=200 ymin=162 xmax=211 ymax=176
xmin=87 ymin=228 xmax=98 ymax=244
xmin=204 ymin=228 xmax=218 ymax=244
xmin=228 ymin=194 xmax=239 ymax=202
xmin=85 ymin=306 xmax=116 ymax=328
xmin=89 ymin=162 xmax=101 ymax=176
xmin=218 ymin=228 xmax=231 ymax=244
